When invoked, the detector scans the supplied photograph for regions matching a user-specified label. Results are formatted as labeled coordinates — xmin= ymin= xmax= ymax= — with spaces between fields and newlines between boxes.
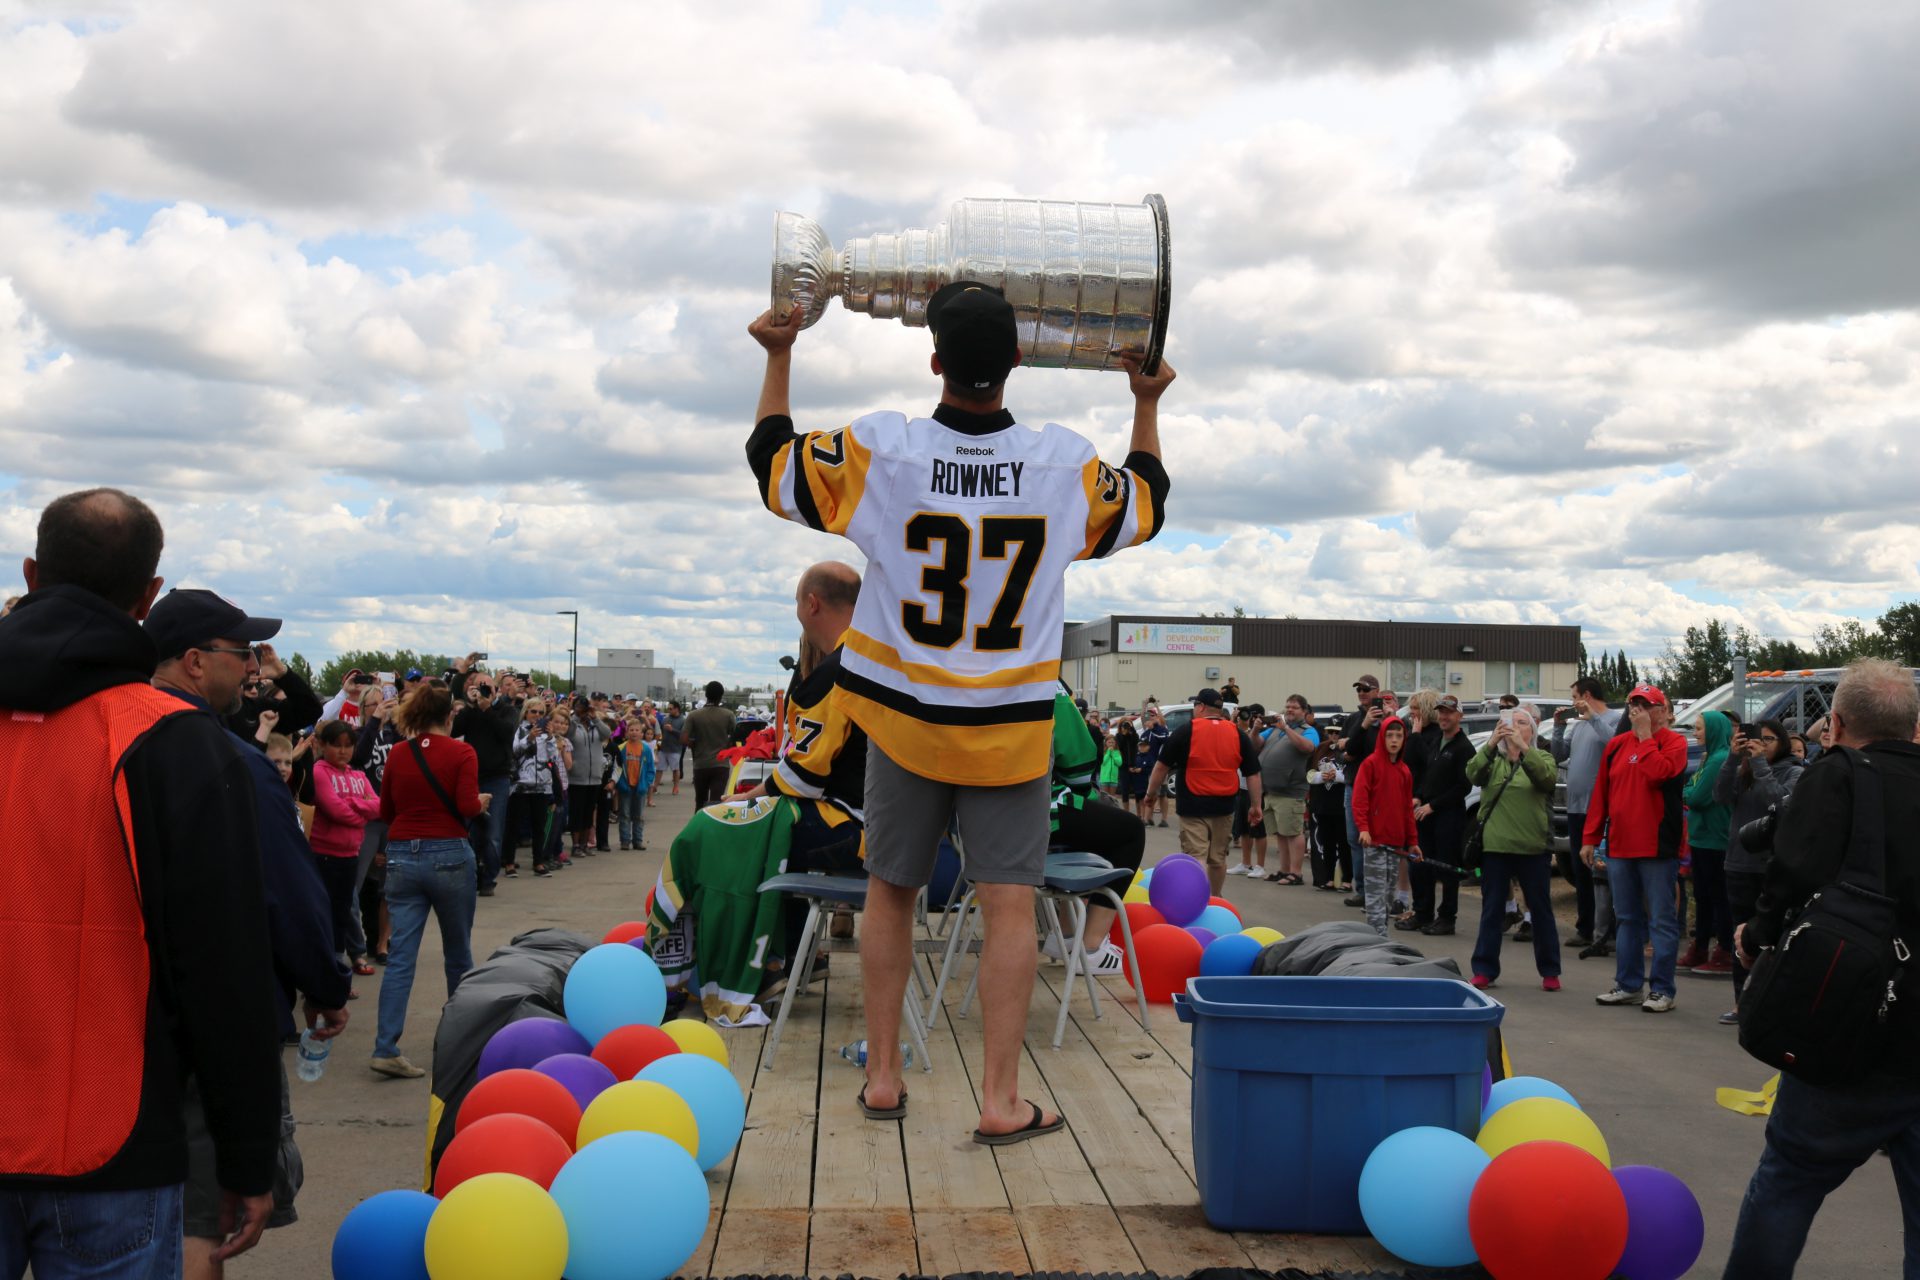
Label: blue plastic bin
xmin=1173 ymin=975 xmax=1503 ymax=1234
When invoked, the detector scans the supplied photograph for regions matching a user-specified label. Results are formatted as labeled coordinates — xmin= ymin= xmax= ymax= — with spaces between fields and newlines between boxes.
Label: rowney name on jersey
xmin=930 ymin=458 xmax=1024 ymax=498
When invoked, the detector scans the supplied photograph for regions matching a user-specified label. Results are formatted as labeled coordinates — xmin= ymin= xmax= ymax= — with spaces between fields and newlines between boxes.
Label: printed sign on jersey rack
xmin=1119 ymin=622 xmax=1232 ymax=655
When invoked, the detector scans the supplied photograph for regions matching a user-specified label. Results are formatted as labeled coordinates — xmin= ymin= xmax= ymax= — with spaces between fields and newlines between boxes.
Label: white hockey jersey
xmin=748 ymin=403 xmax=1168 ymax=786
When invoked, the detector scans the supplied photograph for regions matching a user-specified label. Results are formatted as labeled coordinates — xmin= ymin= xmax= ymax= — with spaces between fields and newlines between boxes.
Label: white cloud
xmin=0 ymin=0 xmax=1915 ymax=687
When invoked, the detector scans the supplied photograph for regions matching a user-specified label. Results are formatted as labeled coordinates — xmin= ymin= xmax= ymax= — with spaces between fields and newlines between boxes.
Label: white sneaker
xmin=1040 ymin=933 xmax=1066 ymax=963
xmin=1082 ymin=941 xmax=1128 ymax=977
xmin=1642 ymin=993 xmax=1676 ymax=1013
xmin=1226 ymin=863 xmax=1250 ymax=876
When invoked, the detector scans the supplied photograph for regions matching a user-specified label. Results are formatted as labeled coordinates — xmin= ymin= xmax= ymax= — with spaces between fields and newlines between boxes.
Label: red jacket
xmin=381 ymin=734 xmax=484 ymax=840
xmin=1353 ymin=728 xmax=1418 ymax=848
xmin=1582 ymin=727 xmax=1689 ymax=859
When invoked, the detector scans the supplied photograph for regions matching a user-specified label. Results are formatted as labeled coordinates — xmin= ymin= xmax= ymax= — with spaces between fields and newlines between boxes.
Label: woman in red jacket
xmin=1353 ymin=717 xmax=1419 ymax=936
xmin=368 ymin=682 xmax=488 ymax=1080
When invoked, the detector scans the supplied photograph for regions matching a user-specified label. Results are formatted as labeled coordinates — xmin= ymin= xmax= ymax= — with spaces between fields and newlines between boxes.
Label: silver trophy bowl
xmin=772 ymin=195 xmax=1171 ymax=375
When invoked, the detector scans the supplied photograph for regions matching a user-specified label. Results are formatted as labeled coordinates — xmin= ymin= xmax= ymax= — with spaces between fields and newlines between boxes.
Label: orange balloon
xmin=592 ymin=1023 xmax=679 ymax=1081
xmin=1206 ymin=896 xmax=1242 ymax=921
xmin=456 ymin=1068 xmax=583 ymax=1149
xmin=602 ymin=920 xmax=647 ymax=946
xmin=1125 ymin=923 xmax=1203 ymax=1003
xmin=434 ymin=1112 xmax=573 ymax=1196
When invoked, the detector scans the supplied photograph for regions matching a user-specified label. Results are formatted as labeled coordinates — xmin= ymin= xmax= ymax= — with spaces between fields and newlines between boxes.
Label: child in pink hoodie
xmin=312 ymin=720 xmax=382 ymax=961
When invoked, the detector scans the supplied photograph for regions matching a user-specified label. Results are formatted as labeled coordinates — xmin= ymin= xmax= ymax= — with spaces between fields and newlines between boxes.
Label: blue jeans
xmin=617 ymin=788 xmax=646 ymax=847
xmin=375 ymin=838 xmax=476 ymax=1059
xmin=471 ymin=774 xmax=513 ymax=890
xmin=1343 ymin=790 xmax=1362 ymax=899
xmin=1 ymin=1183 xmax=184 ymax=1279
xmin=1471 ymin=851 xmax=1561 ymax=982
xmin=1608 ymin=856 xmax=1680 ymax=997
xmin=1724 ymin=1072 xmax=1920 ymax=1278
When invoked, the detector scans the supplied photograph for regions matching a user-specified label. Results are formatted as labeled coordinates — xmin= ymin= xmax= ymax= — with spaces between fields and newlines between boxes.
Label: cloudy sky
xmin=1 ymin=0 xmax=1915 ymax=685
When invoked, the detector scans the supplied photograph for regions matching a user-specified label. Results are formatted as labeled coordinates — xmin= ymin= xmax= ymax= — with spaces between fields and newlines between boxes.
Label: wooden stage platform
xmin=679 ymin=935 xmax=1402 ymax=1279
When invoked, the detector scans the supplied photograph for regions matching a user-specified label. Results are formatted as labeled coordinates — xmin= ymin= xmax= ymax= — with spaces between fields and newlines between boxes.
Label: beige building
xmin=1062 ymin=615 xmax=1582 ymax=713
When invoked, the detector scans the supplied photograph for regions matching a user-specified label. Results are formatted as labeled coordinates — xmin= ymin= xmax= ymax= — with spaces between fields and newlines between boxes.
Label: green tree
xmin=1656 ymin=619 xmax=1739 ymax=701
xmin=1878 ymin=602 xmax=1920 ymax=666
xmin=287 ymin=652 xmax=314 ymax=684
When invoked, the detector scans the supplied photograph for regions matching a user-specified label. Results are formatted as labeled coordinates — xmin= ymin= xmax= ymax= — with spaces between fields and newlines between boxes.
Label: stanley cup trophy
xmin=771 ymin=194 xmax=1171 ymax=375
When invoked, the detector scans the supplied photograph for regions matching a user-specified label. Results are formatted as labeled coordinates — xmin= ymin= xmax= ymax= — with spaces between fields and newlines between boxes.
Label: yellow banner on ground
xmin=1716 ymin=1073 xmax=1780 ymax=1117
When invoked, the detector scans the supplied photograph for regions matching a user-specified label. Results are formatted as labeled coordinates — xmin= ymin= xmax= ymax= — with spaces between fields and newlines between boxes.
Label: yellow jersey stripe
xmin=842 ymin=628 xmax=1060 ymax=691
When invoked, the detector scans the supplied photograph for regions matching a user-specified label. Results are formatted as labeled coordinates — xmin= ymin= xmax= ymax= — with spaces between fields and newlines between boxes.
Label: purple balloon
xmin=476 ymin=1016 xmax=592 ymax=1080
xmin=1612 ymin=1165 xmax=1705 ymax=1280
xmin=533 ymin=1052 xmax=620 ymax=1112
xmin=1147 ymin=856 xmax=1210 ymax=927
xmin=1184 ymin=926 xmax=1218 ymax=948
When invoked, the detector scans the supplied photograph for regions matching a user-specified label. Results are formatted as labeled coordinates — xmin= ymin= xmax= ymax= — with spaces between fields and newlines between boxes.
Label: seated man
xmin=1044 ymin=686 xmax=1145 ymax=974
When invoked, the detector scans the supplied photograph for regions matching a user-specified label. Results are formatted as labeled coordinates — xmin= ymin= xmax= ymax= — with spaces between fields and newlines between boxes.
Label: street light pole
xmin=556 ymin=610 xmax=578 ymax=692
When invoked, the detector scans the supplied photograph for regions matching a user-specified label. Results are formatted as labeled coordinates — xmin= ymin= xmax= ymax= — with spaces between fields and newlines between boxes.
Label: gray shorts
xmin=182 ymin=1059 xmax=301 ymax=1238
xmin=864 ymin=738 xmax=1049 ymax=887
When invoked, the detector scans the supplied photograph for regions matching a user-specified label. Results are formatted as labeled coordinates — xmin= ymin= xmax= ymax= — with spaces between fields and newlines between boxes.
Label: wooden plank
xmin=673 ymin=1204 xmax=721 ymax=1280
xmin=898 ymin=965 xmax=1011 ymax=1211
xmin=925 ymin=947 xmax=1107 ymax=1208
xmin=723 ymin=992 xmax=821 ymax=1211
xmin=912 ymin=1209 xmax=1031 ymax=1275
xmin=1086 ymin=970 xmax=1196 ymax=1072
xmin=810 ymin=967 xmax=911 ymax=1210
xmin=806 ymin=1208 xmax=918 ymax=1279
xmin=1018 ymin=977 xmax=1196 ymax=1209
xmin=1015 ymin=1204 xmax=1146 ymax=1274
xmin=1236 ymin=1230 xmax=1380 ymax=1272
xmin=1116 ymin=1202 xmax=1255 ymax=1272
xmin=1044 ymin=969 xmax=1200 ymax=1183
xmin=709 ymin=1207 xmax=808 ymax=1279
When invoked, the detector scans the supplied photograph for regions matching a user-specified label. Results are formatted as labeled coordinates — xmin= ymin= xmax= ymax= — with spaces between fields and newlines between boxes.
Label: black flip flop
xmin=858 ymin=1084 xmax=908 ymax=1120
xmin=973 ymin=1100 xmax=1066 ymax=1146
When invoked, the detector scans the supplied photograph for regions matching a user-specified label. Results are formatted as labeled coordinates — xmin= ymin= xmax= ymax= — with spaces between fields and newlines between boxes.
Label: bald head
xmin=24 ymin=487 xmax=166 ymax=617
xmin=795 ymin=561 xmax=860 ymax=651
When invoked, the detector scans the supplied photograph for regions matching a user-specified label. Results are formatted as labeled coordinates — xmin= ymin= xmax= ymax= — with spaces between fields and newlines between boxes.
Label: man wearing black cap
xmin=147 ymin=590 xmax=352 ymax=1280
xmin=1145 ymin=688 xmax=1263 ymax=894
xmin=0 ymin=492 xmax=283 ymax=1276
xmin=745 ymin=286 xmax=1173 ymax=1144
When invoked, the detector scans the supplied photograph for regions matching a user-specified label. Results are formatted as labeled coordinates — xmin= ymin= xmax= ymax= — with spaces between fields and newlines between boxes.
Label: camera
xmin=1739 ymin=804 xmax=1779 ymax=854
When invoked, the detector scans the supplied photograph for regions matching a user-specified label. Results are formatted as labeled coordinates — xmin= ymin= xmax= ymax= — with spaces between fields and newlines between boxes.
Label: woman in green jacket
xmin=1680 ymin=710 xmax=1733 ymax=972
xmin=1464 ymin=708 xmax=1560 ymax=990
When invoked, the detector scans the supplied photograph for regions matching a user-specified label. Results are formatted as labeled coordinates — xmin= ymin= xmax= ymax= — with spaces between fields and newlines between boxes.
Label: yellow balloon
xmin=661 ymin=1018 xmax=729 ymax=1068
xmin=424 ymin=1172 xmax=567 ymax=1280
xmin=1240 ymin=926 xmax=1285 ymax=946
xmin=1123 ymin=884 xmax=1152 ymax=905
xmin=1475 ymin=1097 xmax=1611 ymax=1166
xmin=577 ymin=1079 xmax=700 ymax=1158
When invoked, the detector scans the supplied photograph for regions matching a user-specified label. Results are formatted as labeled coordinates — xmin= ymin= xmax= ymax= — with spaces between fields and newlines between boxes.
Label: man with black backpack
xmin=1724 ymin=659 xmax=1920 ymax=1279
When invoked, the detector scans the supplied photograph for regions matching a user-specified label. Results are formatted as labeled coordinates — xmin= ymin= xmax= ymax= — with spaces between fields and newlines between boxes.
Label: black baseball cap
xmin=144 ymin=588 xmax=282 ymax=661
xmin=1194 ymin=687 xmax=1223 ymax=707
xmin=928 ymin=281 xmax=1019 ymax=390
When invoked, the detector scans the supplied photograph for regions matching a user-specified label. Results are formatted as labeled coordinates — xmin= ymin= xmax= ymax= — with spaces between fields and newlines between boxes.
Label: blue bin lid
xmin=1178 ymin=975 xmax=1504 ymax=1024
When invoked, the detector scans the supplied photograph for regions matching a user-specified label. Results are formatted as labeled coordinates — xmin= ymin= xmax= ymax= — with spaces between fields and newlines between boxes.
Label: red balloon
xmin=1124 ymin=923 xmax=1204 ymax=1004
xmin=455 ymin=1067 xmax=583 ymax=1149
xmin=602 ymin=920 xmax=647 ymax=945
xmin=1469 ymin=1140 xmax=1628 ymax=1280
xmin=433 ymin=1112 xmax=572 ymax=1196
xmin=1206 ymin=896 xmax=1242 ymax=921
xmin=1110 ymin=902 xmax=1166 ymax=950
xmin=591 ymin=1023 xmax=679 ymax=1080
xmin=644 ymin=888 xmax=656 ymax=918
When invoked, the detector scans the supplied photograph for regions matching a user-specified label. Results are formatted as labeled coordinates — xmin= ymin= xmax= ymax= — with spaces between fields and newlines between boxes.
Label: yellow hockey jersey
xmin=748 ymin=403 xmax=1169 ymax=786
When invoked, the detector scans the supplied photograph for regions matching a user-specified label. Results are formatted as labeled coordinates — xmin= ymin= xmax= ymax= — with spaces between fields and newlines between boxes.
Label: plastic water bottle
xmin=296 ymin=1028 xmax=330 ymax=1082
xmin=837 ymin=1039 xmax=913 ymax=1069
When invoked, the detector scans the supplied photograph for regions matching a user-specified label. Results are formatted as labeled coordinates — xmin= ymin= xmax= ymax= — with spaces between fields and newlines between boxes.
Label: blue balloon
xmin=1193 ymin=904 xmax=1241 ymax=937
xmin=1359 ymin=1126 xmax=1489 ymax=1268
xmin=331 ymin=1188 xmax=437 ymax=1280
xmin=1483 ymin=1075 xmax=1580 ymax=1125
xmin=637 ymin=1052 xmax=746 ymax=1171
xmin=563 ymin=943 xmax=667 ymax=1045
xmin=551 ymin=1131 xmax=709 ymax=1280
xmin=1199 ymin=932 xmax=1262 ymax=977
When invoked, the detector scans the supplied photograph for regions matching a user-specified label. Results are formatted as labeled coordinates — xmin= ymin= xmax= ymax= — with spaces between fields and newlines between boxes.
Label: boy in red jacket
xmin=1580 ymin=683 xmax=1690 ymax=1012
xmin=1353 ymin=718 xmax=1420 ymax=936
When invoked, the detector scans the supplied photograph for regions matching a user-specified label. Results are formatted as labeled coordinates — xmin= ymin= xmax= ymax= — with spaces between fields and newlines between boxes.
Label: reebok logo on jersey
xmin=954 ymin=445 xmax=995 ymax=456
xmin=930 ymin=459 xmax=1024 ymax=498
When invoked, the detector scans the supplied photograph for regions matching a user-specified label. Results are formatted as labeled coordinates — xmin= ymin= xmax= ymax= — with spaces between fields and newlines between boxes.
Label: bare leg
xmin=974 ymin=881 xmax=1059 ymax=1134
xmin=858 ymin=876 xmax=919 ymax=1111
xmin=1082 ymin=901 xmax=1116 ymax=948
xmin=184 ymin=1236 xmax=223 ymax=1280
xmin=1252 ymin=834 xmax=1269 ymax=874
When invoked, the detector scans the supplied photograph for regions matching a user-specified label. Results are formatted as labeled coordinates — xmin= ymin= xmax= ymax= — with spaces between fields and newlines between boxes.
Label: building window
xmin=1390 ymin=659 xmax=1449 ymax=693
xmin=1484 ymin=662 xmax=1541 ymax=698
